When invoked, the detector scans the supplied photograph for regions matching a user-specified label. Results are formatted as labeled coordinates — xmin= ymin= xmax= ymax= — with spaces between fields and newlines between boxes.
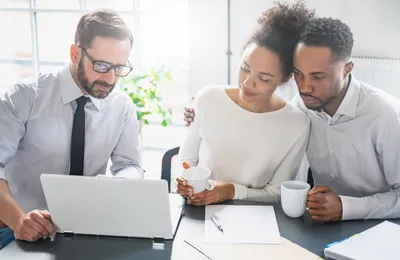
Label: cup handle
xmin=206 ymin=180 xmax=215 ymax=190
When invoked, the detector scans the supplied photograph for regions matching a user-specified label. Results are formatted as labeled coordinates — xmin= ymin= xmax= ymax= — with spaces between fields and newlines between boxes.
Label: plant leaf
xmin=123 ymin=65 xmax=175 ymax=125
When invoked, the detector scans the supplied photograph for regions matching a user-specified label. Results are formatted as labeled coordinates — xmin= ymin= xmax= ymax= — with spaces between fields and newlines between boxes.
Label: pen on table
xmin=211 ymin=216 xmax=224 ymax=233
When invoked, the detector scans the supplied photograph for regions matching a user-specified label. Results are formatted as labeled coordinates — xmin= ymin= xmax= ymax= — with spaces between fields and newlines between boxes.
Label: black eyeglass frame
xmin=79 ymin=46 xmax=133 ymax=77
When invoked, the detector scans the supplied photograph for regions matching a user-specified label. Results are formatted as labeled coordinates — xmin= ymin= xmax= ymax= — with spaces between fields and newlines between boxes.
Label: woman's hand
xmin=176 ymin=177 xmax=194 ymax=198
xmin=176 ymin=161 xmax=194 ymax=197
xmin=188 ymin=182 xmax=235 ymax=206
xmin=176 ymin=161 xmax=234 ymax=205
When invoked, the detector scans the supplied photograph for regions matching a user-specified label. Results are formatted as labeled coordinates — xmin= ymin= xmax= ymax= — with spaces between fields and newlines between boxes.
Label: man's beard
xmin=77 ymin=59 xmax=115 ymax=99
xmin=301 ymin=93 xmax=335 ymax=112
xmin=300 ymin=81 xmax=341 ymax=112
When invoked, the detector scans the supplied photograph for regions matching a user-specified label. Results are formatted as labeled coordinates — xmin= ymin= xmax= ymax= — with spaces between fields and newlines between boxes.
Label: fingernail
xmin=183 ymin=182 xmax=187 ymax=186
xmin=188 ymin=188 xmax=192 ymax=192
xmin=191 ymin=196 xmax=195 ymax=200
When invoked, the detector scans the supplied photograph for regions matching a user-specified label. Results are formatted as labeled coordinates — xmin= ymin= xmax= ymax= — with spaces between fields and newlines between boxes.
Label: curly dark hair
xmin=246 ymin=1 xmax=315 ymax=78
xmin=75 ymin=9 xmax=133 ymax=49
xmin=299 ymin=17 xmax=354 ymax=61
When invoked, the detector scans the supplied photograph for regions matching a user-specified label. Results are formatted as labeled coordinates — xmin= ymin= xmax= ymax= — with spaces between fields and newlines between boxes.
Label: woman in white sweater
xmin=177 ymin=1 xmax=315 ymax=205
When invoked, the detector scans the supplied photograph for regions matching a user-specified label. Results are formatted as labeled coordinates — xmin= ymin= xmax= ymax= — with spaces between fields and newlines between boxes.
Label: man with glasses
xmin=0 ymin=9 xmax=142 ymax=247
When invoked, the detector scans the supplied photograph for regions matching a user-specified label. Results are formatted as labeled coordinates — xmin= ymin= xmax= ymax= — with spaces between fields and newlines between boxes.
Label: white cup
xmin=182 ymin=166 xmax=215 ymax=194
xmin=281 ymin=181 xmax=310 ymax=218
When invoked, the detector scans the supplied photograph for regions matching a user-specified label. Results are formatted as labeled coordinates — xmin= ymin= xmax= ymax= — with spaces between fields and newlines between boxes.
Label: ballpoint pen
xmin=211 ymin=216 xmax=224 ymax=233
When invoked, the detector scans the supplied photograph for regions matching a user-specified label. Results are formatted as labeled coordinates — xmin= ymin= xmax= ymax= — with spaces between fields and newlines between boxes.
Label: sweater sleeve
xmin=233 ymin=121 xmax=310 ymax=202
xmin=178 ymin=97 xmax=202 ymax=167
xmin=178 ymin=86 xmax=214 ymax=166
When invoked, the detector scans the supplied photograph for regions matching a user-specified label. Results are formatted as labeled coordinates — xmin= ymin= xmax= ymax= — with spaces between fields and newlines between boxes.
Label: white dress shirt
xmin=179 ymin=85 xmax=310 ymax=202
xmin=292 ymin=75 xmax=400 ymax=220
xmin=0 ymin=65 xmax=143 ymax=212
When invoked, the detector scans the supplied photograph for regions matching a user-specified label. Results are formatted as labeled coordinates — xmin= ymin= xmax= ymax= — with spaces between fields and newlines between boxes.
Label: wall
xmin=188 ymin=0 xmax=228 ymax=94
xmin=188 ymin=0 xmax=400 ymax=93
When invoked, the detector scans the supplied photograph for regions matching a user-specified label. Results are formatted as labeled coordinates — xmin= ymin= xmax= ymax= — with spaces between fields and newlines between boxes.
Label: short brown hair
xmin=74 ymin=9 xmax=133 ymax=49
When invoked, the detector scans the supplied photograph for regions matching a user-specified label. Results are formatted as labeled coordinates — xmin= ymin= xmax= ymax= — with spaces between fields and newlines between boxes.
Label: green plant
xmin=121 ymin=66 xmax=173 ymax=127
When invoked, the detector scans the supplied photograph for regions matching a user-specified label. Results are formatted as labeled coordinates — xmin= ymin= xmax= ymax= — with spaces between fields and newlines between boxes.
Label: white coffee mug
xmin=182 ymin=166 xmax=215 ymax=194
xmin=281 ymin=180 xmax=310 ymax=218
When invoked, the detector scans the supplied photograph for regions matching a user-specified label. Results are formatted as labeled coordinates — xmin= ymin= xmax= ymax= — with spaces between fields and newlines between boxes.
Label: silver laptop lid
xmin=40 ymin=174 xmax=183 ymax=240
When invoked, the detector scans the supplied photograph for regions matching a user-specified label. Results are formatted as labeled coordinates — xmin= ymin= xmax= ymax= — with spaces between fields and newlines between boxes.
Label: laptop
xmin=40 ymin=174 xmax=184 ymax=240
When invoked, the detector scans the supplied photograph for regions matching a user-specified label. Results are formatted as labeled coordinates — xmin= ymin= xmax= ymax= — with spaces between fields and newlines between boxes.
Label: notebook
xmin=205 ymin=205 xmax=281 ymax=244
xmin=324 ymin=221 xmax=400 ymax=260
xmin=40 ymin=174 xmax=184 ymax=240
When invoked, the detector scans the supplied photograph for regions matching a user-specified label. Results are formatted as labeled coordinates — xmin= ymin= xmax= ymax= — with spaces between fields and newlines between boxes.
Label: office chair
xmin=161 ymin=146 xmax=180 ymax=193
xmin=307 ymin=168 xmax=314 ymax=187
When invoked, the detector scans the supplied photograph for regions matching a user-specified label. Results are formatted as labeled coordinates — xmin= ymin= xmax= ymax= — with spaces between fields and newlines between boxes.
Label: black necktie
xmin=70 ymin=96 xmax=88 ymax=175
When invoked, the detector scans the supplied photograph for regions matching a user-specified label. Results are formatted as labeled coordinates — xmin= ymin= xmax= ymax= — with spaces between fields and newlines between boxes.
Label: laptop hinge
xmin=63 ymin=231 xmax=74 ymax=237
xmin=153 ymin=237 xmax=164 ymax=243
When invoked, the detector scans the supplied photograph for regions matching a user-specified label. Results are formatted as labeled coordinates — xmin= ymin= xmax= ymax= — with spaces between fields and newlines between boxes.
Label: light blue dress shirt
xmin=292 ymin=75 xmax=400 ymax=220
xmin=0 ymin=65 xmax=143 ymax=212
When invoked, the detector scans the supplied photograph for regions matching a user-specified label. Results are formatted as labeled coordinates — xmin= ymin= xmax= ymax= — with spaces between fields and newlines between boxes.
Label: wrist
xmin=9 ymin=210 xmax=25 ymax=231
xmin=223 ymin=183 xmax=235 ymax=200
xmin=0 ymin=180 xmax=26 ymax=230
xmin=338 ymin=196 xmax=343 ymax=221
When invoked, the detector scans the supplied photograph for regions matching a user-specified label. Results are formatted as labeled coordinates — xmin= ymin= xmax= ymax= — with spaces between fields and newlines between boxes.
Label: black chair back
xmin=161 ymin=146 xmax=180 ymax=192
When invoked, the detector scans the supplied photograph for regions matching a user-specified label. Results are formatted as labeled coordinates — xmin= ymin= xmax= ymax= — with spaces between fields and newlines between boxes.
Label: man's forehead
xmin=294 ymin=44 xmax=338 ymax=69
xmin=86 ymin=37 xmax=131 ymax=65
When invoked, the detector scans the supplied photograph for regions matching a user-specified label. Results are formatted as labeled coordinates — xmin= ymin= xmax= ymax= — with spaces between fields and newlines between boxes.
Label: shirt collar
xmin=296 ymin=74 xmax=361 ymax=121
xmin=59 ymin=64 xmax=101 ymax=111
xmin=335 ymin=74 xmax=361 ymax=118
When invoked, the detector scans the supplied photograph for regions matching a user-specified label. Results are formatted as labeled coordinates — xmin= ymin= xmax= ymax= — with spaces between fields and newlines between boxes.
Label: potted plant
xmin=121 ymin=66 xmax=174 ymax=133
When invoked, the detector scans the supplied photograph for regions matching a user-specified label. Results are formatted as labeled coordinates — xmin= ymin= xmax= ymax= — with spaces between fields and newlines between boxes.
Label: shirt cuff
xmin=339 ymin=195 xmax=368 ymax=220
xmin=114 ymin=167 xmax=143 ymax=179
xmin=232 ymin=183 xmax=247 ymax=200
xmin=0 ymin=166 xmax=6 ymax=181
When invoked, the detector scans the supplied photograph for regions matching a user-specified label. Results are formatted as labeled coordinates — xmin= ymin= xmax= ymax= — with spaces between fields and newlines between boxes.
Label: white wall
xmin=189 ymin=0 xmax=400 ymax=92
xmin=229 ymin=0 xmax=272 ymax=85
xmin=306 ymin=0 xmax=400 ymax=58
xmin=188 ymin=0 xmax=228 ymax=94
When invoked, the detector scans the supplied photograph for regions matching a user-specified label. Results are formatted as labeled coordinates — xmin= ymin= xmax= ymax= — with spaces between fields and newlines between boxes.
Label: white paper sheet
xmin=184 ymin=237 xmax=322 ymax=260
xmin=205 ymin=205 xmax=281 ymax=244
xmin=324 ymin=221 xmax=400 ymax=260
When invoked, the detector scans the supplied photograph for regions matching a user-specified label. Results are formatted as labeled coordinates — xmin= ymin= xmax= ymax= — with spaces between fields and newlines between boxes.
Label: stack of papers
xmin=324 ymin=221 xmax=400 ymax=260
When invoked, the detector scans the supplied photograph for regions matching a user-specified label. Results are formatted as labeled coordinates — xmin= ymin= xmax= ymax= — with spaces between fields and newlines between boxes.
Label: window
xmin=0 ymin=0 xmax=29 ymax=8
xmin=0 ymin=12 xmax=32 ymax=60
xmin=34 ymin=0 xmax=80 ymax=9
xmin=0 ymin=63 xmax=35 ymax=86
xmin=37 ymin=13 xmax=82 ymax=62
xmin=85 ymin=0 xmax=134 ymax=11
xmin=0 ymin=0 xmax=189 ymax=180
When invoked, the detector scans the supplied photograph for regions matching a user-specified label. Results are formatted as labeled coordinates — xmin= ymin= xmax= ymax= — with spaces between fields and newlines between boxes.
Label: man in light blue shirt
xmin=0 ymin=9 xmax=143 ymax=247
xmin=292 ymin=18 xmax=400 ymax=222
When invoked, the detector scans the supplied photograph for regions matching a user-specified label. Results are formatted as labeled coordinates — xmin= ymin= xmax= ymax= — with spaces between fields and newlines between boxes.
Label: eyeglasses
xmin=80 ymin=47 xmax=133 ymax=77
